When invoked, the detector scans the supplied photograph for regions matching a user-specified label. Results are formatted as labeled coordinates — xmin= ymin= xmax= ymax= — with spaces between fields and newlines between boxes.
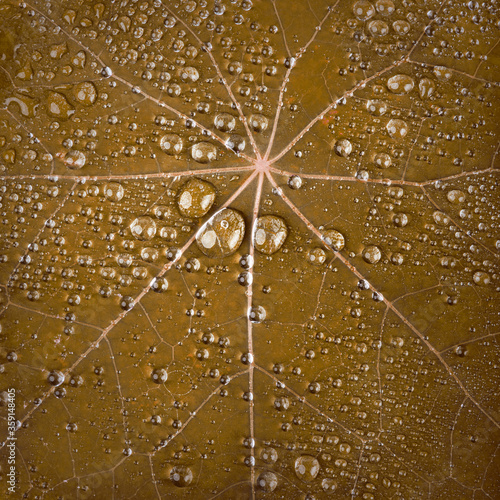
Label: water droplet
xmin=256 ymin=471 xmax=278 ymax=492
xmin=447 ymin=189 xmax=465 ymax=204
xmin=214 ymin=112 xmax=236 ymax=132
xmin=196 ymin=208 xmax=245 ymax=257
xmin=353 ymin=0 xmax=375 ymax=20
xmin=104 ymin=182 xmax=124 ymax=202
xmin=366 ymin=100 xmax=387 ymax=116
xmin=226 ymin=134 xmax=246 ymax=153
xmin=334 ymin=138 xmax=352 ymax=157
xmin=376 ymin=0 xmax=395 ymax=15
xmin=254 ymin=215 xmax=288 ymax=255
xmin=393 ymin=213 xmax=408 ymax=227
xmin=170 ymin=465 xmax=193 ymax=487
xmin=237 ymin=271 xmax=252 ymax=286
xmin=294 ymin=455 xmax=320 ymax=482
xmin=261 ymin=447 xmax=278 ymax=463
xmin=64 ymin=150 xmax=86 ymax=169
xmin=73 ymin=82 xmax=97 ymax=106
xmin=367 ymin=19 xmax=389 ymax=36
xmin=393 ymin=20 xmax=410 ymax=34
xmin=191 ymin=142 xmax=217 ymax=163
xmin=307 ymin=247 xmax=327 ymax=265
xmin=180 ymin=66 xmax=199 ymax=82
xmin=160 ymin=134 xmax=183 ymax=155
xmin=472 ymin=271 xmax=490 ymax=286
xmin=321 ymin=478 xmax=337 ymax=491
xmin=249 ymin=305 xmax=266 ymax=323
xmin=322 ymin=229 xmax=345 ymax=251
xmin=362 ymin=245 xmax=382 ymax=264
xmin=177 ymin=178 xmax=216 ymax=217
xmin=130 ymin=216 xmax=156 ymax=241
xmin=418 ymin=78 xmax=435 ymax=99
xmin=151 ymin=368 xmax=168 ymax=384
xmin=47 ymin=91 xmax=75 ymax=119
xmin=371 ymin=156 xmax=390 ymax=173
xmin=288 ymin=175 xmax=303 ymax=189
xmin=47 ymin=370 xmax=65 ymax=386
xmin=151 ymin=277 xmax=169 ymax=292
xmin=433 ymin=66 xmax=452 ymax=81
xmin=249 ymin=114 xmax=268 ymax=132
xmin=387 ymin=74 xmax=415 ymax=94
xmin=386 ymin=118 xmax=408 ymax=139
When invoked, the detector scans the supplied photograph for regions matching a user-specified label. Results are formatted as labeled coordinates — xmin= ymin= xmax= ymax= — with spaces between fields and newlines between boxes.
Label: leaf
xmin=0 ymin=0 xmax=499 ymax=498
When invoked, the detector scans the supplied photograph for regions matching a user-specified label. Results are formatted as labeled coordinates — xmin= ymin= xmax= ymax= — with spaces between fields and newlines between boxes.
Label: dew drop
xmin=374 ymin=152 xmax=392 ymax=168
xmin=47 ymin=370 xmax=65 ymax=386
xmin=151 ymin=368 xmax=168 ymax=383
xmin=104 ymin=182 xmax=124 ymax=202
xmin=392 ymin=20 xmax=410 ymax=34
xmin=353 ymin=0 xmax=375 ymax=20
xmin=249 ymin=114 xmax=268 ymax=132
xmin=386 ymin=118 xmax=408 ymax=139
xmin=214 ymin=112 xmax=236 ymax=132
xmin=160 ymin=134 xmax=183 ymax=155
xmin=130 ymin=216 xmax=157 ymax=241
xmin=362 ymin=245 xmax=382 ymax=264
xmin=447 ymin=189 xmax=466 ymax=204
xmin=322 ymin=229 xmax=345 ymax=251
xmin=288 ymin=175 xmax=303 ymax=189
xmin=472 ymin=271 xmax=490 ymax=286
xmin=387 ymin=74 xmax=415 ymax=94
xmin=170 ymin=465 xmax=193 ymax=487
xmin=47 ymin=91 xmax=75 ymax=119
xmin=191 ymin=142 xmax=217 ymax=163
xmin=418 ymin=77 xmax=436 ymax=99
xmin=294 ymin=455 xmax=320 ymax=482
xmin=256 ymin=471 xmax=278 ymax=492
xmin=151 ymin=277 xmax=169 ymax=292
xmin=196 ymin=208 xmax=245 ymax=257
xmin=307 ymin=247 xmax=327 ymax=265
xmin=226 ymin=134 xmax=246 ymax=153
xmin=254 ymin=215 xmax=287 ymax=255
xmin=73 ymin=81 xmax=97 ymax=106
xmin=177 ymin=178 xmax=216 ymax=217
xmin=334 ymin=138 xmax=352 ymax=157
xmin=367 ymin=19 xmax=389 ymax=36
xmin=64 ymin=149 xmax=86 ymax=169
xmin=366 ymin=100 xmax=387 ymax=116
xmin=249 ymin=305 xmax=266 ymax=323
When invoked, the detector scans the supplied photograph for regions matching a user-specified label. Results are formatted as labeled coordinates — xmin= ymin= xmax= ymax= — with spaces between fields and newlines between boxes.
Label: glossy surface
xmin=0 ymin=0 xmax=499 ymax=498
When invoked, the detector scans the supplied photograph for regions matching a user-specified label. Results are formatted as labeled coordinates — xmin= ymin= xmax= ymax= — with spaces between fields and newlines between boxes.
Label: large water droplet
xmin=160 ymin=134 xmax=183 ymax=155
xmin=294 ymin=455 xmax=320 ymax=482
xmin=177 ymin=178 xmax=216 ymax=217
xmin=254 ymin=215 xmax=287 ymax=255
xmin=47 ymin=91 xmax=74 ymax=119
xmin=322 ymin=229 xmax=345 ymax=251
xmin=170 ymin=466 xmax=193 ymax=487
xmin=256 ymin=471 xmax=278 ymax=492
xmin=104 ymin=182 xmax=124 ymax=202
xmin=362 ymin=245 xmax=382 ymax=264
xmin=353 ymin=0 xmax=375 ymax=20
xmin=130 ymin=216 xmax=156 ymax=241
xmin=387 ymin=74 xmax=415 ymax=94
xmin=64 ymin=150 xmax=86 ymax=169
xmin=214 ymin=112 xmax=236 ymax=132
xmin=196 ymin=208 xmax=245 ymax=257
xmin=249 ymin=114 xmax=268 ymax=132
xmin=386 ymin=118 xmax=408 ymax=139
xmin=191 ymin=142 xmax=217 ymax=163
xmin=334 ymin=138 xmax=352 ymax=157
xmin=73 ymin=81 xmax=97 ymax=106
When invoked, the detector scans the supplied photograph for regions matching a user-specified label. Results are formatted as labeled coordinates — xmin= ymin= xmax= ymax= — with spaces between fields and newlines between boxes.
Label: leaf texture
xmin=0 ymin=0 xmax=499 ymax=498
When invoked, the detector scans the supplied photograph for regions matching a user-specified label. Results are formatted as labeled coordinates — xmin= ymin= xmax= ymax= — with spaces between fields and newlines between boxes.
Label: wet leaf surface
xmin=0 ymin=0 xmax=499 ymax=498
